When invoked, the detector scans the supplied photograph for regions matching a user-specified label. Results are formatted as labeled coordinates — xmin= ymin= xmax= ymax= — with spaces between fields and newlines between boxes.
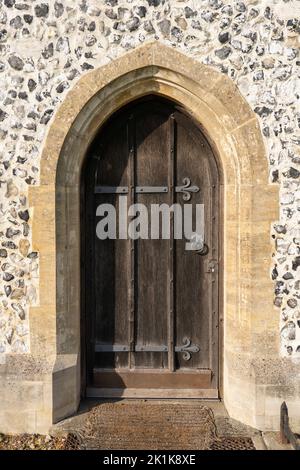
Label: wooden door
xmin=82 ymin=97 xmax=220 ymax=398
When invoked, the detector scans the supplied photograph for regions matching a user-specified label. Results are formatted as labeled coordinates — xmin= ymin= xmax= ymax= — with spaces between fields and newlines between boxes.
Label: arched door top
xmin=38 ymin=41 xmax=268 ymax=188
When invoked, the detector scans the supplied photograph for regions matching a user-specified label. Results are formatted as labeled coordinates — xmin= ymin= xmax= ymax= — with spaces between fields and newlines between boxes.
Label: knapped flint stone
xmin=218 ymin=31 xmax=230 ymax=44
xmin=286 ymin=48 xmax=298 ymax=61
xmin=15 ymin=3 xmax=30 ymax=11
xmin=0 ymin=29 xmax=8 ymax=42
xmin=126 ymin=17 xmax=140 ymax=32
xmin=56 ymin=81 xmax=69 ymax=93
xmin=4 ymin=0 xmax=15 ymax=7
xmin=242 ymin=42 xmax=253 ymax=53
xmin=87 ymin=6 xmax=100 ymax=16
xmin=27 ymin=78 xmax=37 ymax=91
xmin=18 ymin=91 xmax=27 ymax=100
xmin=0 ymin=109 xmax=7 ymax=121
xmin=3 ymin=272 xmax=14 ymax=281
xmin=255 ymin=45 xmax=264 ymax=56
xmin=17 ymin=279 xmax=25 ymax=288
xmin=113 ymin=22 xmax=126 ymax=32
xmin=144 ymin=21 xmax=155 ymax=33
xmin=274 ymin=296 xmax=282 ymax=307
xmin=4 ymin=285 xmax=11 ymax=297
xmin=85 ymin=35 xmax=97 ymax=46
xmin=235 ymin=2 xmax=246 ymax=12
xmin=2 ymin=241 xmax=17 ymax=249
xmin=184 ymin=6 xmax=196 ymax=18
xmin=56 ymin=37 xmax=70 ymax=53
xmin=12 ymin=302 xmax=25 ymax=320
xmin=81 ymin=62 xmax=94 ymax=70
xmin=42 ymin=42 xmax=54 ymax=59
xmin=275 ymin=280 xmax=286 ymax=294
xmin=6 ymin=228 xmax=21 ymax=238
xmin=22 ymin=222 xmax=29 ymax=237
xmin=10 ymin=15 xmax=23 ymax=29
xmin=27 ymin=251 xmax=38 ymax=259
xmin=40 ymin=109 xmax=53 ymax=124
xmin=1 ymin=263 xmax=9 ymax=272
xmin=25 ymin=175 xmax=34 ymax=184
xmin=254 ymin=106 xmax=272 ymax=117
xmin=274 ymin=224 xmax=286 ymax=234
xmin=281 ymin=193 xmax=294 ymax=205
xmin=272 ymin=169 xmax=279 ymax=183
xmin=135 ymin=6 xmax=146 ymax=18
xmin=287 ymin=298 xmax=297 ymax=308
xmin=253 ymin=70 xmax=264 ymax=81
xmin=271 ymin=265 xmax=278 ymax=280
xmin=201 ymin=10 xmax=216 ymax=23
xmin=6 ymin=328 xmax=14 ymax=344
xmin=8 ymin=90 xmax=17 ymax=99
xmin=0 ymin=10 xmax=7 ymax=24
xmin=214 ymin=46 xmax=232 ymax=59
xmin=292 ymin=256 xmax=300 ymax=271
xmin=34 ymin=4 xmax=49 ymax=18
xmin=281 ymin=321 xmax=296 ymax=341
xmin=287 ymin=19 xmax=300 ymax=33
xmin=23 ymin=135 xmax=34 ymax=142
xmin=222 ymin=5 xmax=233 ymax=15
xmin=231 ymin=39 xmax=242 ymax=50
xmin=209 ymin=0 xmax=223 ymax=10
xmin=284 ymin=167 xmax=300 ymax=179
xmin=88 ymin=21 xmax=96 ymax=32
xmin=171 ymin=27 xmax=183 ymax=40
xmin=262 ymin=126 xmax=270 ymax=137
xmin=283 ymin=272 xmax=294 ymax=280
xmin=18 ymin=210 xmax=29 ymax=222
xmin=8 ymin=54 xmax=24 ymax=70
xmin=158 ymin=19 xmax=170 ymax=36
xmin=54 ymin=2 xmax=64 ymax=18
xmin=0 ymin=249 xmax=7 ymax=257
xmin=105 ymin=8 xmax=117 ymax=19
xmin=67 ymin=69 xmax=79 ymax=80
xmin=147 ymin=0 xmax=160 ymax=6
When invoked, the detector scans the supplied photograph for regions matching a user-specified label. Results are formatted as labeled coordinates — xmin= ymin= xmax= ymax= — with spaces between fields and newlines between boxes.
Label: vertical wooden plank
xmin=174 ymin=111 xmax=217 ymax=371
xmin=128 ymin=114 xmax=135 ymax=369
xmin=92 ymin=114 xmax=130 ymax=370
xmin=134 ymin=104 xmax=169 ymax=369
xmin=168 ymin=114 xmax=175 ymax=372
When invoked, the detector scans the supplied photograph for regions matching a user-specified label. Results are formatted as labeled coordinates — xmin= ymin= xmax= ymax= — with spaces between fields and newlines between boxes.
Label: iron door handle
xmin=186 ymin=232 xmax=209 ymax=255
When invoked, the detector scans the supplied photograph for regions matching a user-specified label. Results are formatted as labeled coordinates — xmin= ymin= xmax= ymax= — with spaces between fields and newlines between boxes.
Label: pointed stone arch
xmin=29 ymin=42 xmax=278 ymax=430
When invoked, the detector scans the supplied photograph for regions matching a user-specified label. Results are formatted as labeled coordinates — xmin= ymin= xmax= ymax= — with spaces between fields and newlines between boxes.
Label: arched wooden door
xmin=81 ymin=97 xmax=220 ymax=398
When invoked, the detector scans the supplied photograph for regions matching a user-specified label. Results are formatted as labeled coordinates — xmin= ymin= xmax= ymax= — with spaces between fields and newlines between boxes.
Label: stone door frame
xmin=29 ymin=42 xmax=278 ymax=428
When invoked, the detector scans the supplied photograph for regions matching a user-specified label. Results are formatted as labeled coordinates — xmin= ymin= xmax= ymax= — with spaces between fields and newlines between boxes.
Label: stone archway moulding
xmin=29 ymin=42 xmax=278 ymax=430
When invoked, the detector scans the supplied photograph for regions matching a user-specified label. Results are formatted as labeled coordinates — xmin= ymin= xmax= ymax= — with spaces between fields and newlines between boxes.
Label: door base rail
xmin=92 ymin=368 xmax=213 ymax=390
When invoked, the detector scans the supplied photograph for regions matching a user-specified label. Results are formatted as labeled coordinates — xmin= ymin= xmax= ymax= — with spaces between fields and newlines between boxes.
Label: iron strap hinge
xmin=95 ymin=186 xmax=168 ymax=194
xmin=95 ymin=337 xmax=200 ymax=361
xmin=94 ymin=178 xmax=200 ymax=199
